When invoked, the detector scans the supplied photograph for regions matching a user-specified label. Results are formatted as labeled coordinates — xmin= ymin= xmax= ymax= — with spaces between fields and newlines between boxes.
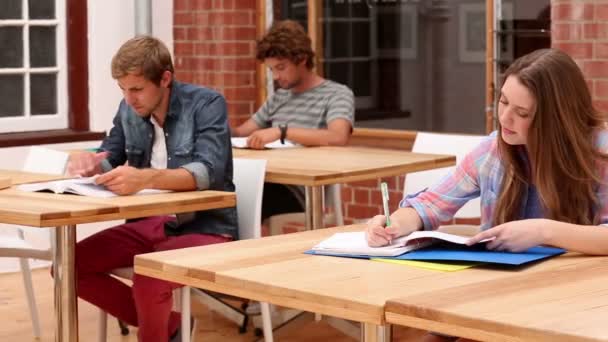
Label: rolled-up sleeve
xmin=183 ymin=93 xmax=231 ymax=191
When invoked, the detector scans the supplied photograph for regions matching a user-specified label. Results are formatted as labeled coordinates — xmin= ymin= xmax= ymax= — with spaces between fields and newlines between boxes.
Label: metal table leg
xmin=54 ymin=225 xmax=78 ymax=342
xmin=305 ymin=185 xmax=323 ymax=230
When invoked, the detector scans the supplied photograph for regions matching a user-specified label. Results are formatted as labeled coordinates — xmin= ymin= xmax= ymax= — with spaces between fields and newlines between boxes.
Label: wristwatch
xmin=279 ymin=123 xmax=288 ymax=144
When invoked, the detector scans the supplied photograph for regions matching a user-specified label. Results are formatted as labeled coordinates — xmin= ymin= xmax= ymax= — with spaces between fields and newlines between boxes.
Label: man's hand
xmin=95 ymin=165 xmax=151 ymax=195
xmin=66 ymin=151 xmax=109 ymax=177
xmin=466 ymin=219 xmax=549 ymax=252
xmin=246 ymin=127 xmax=281 ymax=149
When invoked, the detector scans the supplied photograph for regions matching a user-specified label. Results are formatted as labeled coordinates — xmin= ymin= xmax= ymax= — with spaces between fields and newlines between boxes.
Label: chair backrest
xmin=233 ymin=158 xmax=267 ymax=240
xmin=405 ymin=132 xmax=484 ymax=218
xmin=22 ymin=146 xmax=69 ymax=175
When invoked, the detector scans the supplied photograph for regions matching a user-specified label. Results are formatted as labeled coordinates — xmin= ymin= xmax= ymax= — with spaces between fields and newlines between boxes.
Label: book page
xmin=17 ymin=176 xmax=170 ymax=198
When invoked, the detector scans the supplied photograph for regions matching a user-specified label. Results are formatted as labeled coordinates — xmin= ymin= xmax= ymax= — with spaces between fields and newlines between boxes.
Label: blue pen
xmin=380 ymin=182 xmax=392 ymax=243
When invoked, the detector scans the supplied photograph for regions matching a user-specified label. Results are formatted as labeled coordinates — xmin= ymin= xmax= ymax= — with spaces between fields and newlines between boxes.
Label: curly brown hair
xmin=256 ymin=20 xmax=315 ymax=69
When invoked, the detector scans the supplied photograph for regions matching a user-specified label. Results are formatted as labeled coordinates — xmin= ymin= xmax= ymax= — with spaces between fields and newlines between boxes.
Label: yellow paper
xmin=371 ymin=258 xmax=481 ymax=272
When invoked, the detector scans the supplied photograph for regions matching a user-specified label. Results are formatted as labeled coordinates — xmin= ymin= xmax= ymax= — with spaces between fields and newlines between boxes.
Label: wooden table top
xmin=0 ymin=169 xmax=67 ymax=185
xmin=0 ymin=186 xmax=235 ymax=227
xmin=233 ymin=146 xmax=455 ymax=186
xmin=385 ymin=255 xmax=608 ymax=342
xmin=134 ymin=225 xmax=589 ymax=326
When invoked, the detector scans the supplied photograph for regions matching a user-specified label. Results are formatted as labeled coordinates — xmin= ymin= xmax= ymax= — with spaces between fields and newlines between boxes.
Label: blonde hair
xmin=494 ymin=49 xmax=608 ymax=226
xmin=111 ymin=36 xmax=174 ymax=85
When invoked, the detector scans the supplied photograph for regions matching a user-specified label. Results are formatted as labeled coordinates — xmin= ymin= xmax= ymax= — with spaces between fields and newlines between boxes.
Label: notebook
xmin=231 ymin=137 xmax=297 ymax=149
xmin=310 ymin=230 xmax=491 ymax=257
xmin=17 ymin=176 xmax=169 ymax=198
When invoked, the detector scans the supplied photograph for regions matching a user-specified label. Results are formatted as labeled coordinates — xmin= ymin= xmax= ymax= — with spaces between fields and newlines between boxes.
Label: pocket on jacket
xmin=125 ymin=146 xmax=144 ymax=167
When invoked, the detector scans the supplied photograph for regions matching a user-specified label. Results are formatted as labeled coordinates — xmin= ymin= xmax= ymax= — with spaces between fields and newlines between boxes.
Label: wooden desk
xmin=386 ymin=254 xmax=608 ymax=342
xmin=0 ymin=180 xmax=235 ymax=342
xmin=0 ymin=168 xmax=66 ymax=185
xmin=234 ymin=146 xmax=455 ymax=230
xmin=135 ymin=224 xmax=597 ymax=342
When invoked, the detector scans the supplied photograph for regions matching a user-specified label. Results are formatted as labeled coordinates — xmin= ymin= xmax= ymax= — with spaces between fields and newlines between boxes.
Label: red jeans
xmin=75 ymin=216 xmax=231 ymax=342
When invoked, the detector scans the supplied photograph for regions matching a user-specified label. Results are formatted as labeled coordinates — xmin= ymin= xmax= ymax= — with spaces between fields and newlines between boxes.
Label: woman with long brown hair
xmin=367 ymin=48 xmax=608 ymax=256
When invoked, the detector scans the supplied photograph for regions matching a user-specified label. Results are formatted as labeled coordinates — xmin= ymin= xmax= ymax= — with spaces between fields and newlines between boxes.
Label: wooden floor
xmin=0 ymin=267 xmax=429 ymax=341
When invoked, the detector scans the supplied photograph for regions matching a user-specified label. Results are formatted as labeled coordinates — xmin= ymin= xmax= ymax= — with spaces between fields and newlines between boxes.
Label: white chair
xmin=267 ymin=184 xmax=344 ymax=235
xmin=405 ymin=132 xmax=485 ymax=219
xmin=98 ymin=158 xmax=274 ymax=342
xmin=0 ymin=146 xmax=67 ymax=338
xmin=185 ymin=158 xmax=273 ymax=342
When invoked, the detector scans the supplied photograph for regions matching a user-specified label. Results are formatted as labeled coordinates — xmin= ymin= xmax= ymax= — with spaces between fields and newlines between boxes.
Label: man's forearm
xmin=140 ymin=168 xmax=197 ymax=191
xmin=286 ymin=127 xmax=349 ymax=146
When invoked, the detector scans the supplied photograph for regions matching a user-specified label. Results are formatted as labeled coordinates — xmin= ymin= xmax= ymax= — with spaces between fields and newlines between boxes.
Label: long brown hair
xmin=494 ymin=49 xmax=608 ymax=226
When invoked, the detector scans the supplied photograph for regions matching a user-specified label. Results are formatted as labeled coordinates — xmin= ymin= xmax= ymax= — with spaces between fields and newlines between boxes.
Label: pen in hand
xmin=380 ymin=182 xmax=392 ymax=245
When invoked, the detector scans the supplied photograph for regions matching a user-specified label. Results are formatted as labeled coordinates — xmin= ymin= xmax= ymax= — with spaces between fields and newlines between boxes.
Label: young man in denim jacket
xmin=66 ymin=36 xmax=237 ymax=342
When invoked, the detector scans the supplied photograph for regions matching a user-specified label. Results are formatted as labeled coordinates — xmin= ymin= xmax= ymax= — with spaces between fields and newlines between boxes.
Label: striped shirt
xmin=401 ymin=130 xmax=608 ymax=230
xmin=252 ymin=79 xmax=354 ymax=129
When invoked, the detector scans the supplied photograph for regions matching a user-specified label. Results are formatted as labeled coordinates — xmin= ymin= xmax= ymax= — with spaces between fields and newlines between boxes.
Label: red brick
xmin=595 ymin=42 xmax=608 ymax=59
xmin=583 ymin=23 xmax=608 ymax=40
xmin=228 ymin=11 xmax=253 ymax=26
xmin=220 ymin=27 xmax=258 ymax=41
xmin=341 ymin=187 xmax=353 ymax=203
xmin=227 ymin=101 xmax=252 ymax=116
xmin=354 ymin=189 xmax=370 ymax=205
xmin=192 ymin=0 xmax=212 ymax=10
xmin=223 ymin=87 xmax=256 ymax=101
xmin=583 ymin=61 xmax=608 ymax=78
xmin=222 ymin=58 xmax=257 ymax=71
xmin=594 ymin=100 xmax=608 ymax=114
xmin=596 ymin=3 xmax=608 ymax=21
xmin=346 ymin=204 xmax=379 ymax=220
xmin=595 ymin=80 xmax=608 ymax=99
xmin=174 ymin=12 xmax=194 ymax=26
xmin=223 ymin=72 xmax=254 ymax=87
xmin=235 ymin=0 xmax=256 ymax=11
xmin=347 ymin=179 xmax=378 ymax=188
xmin=552 ymin=23 xmax=583 ymax=41
xmin=174 ymin=42 xmax=194 ymax=56
xmin=174 ymin=0 xmax=190 ymax=11
xmin=552 ymin=3 xmax=594 ymax=21
xmin=194 ymin=42 xmax=211 ymax=56
xmin=389 ymin=191 xmax=403 ymax=209
xmin=194 ymin=13 xmax=210 ymax=25
xmin=554 ymin=42 xmax=593 ymax=59
xmin=174 ymin=27 xmax=187 ymax=41
xmin=370 ymin=190 xmax=381 ymax=205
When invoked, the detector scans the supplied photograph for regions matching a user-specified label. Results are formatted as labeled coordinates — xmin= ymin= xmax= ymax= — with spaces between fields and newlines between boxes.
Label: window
xmin=0 ymin=0 xmax=66 ymax=133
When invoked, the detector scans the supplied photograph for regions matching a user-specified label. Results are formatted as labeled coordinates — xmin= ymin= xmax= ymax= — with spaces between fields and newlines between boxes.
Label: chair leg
xmin=181 ymin=287 xmax=191 ymax=342
xmin=19 ymin=257 xmax=41 ymax=338
xmin=260 ymin=302 xmax=274 ymax=342
xmin=98 ymin=310 xmax=107 ymax=342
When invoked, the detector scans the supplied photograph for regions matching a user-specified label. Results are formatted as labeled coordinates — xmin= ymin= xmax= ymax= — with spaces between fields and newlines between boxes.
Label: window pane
xmin=31 ymin=73 xmax=56 ymax=115
xmin=30 ymin=26 xmax=56 ymax=67
xmin=29 ymin=0 xmax=54 ymax=19
xmin=0 ymin=27 xmax=23 ymax=68
xmin=353 ymin=61 xmax=371 ymax=97
xmin=0 ymin=74 xmax=24 ymax=117
xmin=0 ymin=0 xmax=22 ymax=20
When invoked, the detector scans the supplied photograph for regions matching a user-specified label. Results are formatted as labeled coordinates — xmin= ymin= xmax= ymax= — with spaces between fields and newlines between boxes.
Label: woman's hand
xmin=467 ymin=219 xmax=548 ymax=252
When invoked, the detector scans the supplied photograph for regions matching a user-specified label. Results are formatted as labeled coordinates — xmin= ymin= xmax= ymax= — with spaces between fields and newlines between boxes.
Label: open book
xmin=17 ymin=176 xmax=169 ymax=198
xmin=231 ymin=137 xmax=297 ymax=149
xmin=311 ymin=225 xmax=490 ymax=257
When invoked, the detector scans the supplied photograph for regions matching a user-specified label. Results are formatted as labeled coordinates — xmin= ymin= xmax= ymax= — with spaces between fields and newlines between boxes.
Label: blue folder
xmin=305 ymin=245 xmax=565 ymax=266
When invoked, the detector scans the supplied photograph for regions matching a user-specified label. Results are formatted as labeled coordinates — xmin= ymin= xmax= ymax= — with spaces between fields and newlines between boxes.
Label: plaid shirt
xmin=401 ymin=130 xmax=608 ymax=230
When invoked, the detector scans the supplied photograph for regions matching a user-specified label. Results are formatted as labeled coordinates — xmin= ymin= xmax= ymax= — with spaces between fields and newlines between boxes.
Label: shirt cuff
xmin=100 ymin=159 xmax=113 ymax=173
xmin=399 ymin=189 xmax=434 ymax=230
xmin=180 ymin=162 xmax=210 ymax=190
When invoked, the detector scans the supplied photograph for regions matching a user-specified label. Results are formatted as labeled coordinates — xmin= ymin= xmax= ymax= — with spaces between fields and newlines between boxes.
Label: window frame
xmin=0 ymin=0 xmax=105 ymax=147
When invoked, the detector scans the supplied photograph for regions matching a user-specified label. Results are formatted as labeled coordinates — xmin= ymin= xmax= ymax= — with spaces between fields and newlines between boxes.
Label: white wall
xmin=0 ymin=0 xmax=173 ymax=273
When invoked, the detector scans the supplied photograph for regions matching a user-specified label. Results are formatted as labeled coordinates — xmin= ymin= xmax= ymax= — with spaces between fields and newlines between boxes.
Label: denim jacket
xmin=99 ymin=81 xmax=238 ymax=239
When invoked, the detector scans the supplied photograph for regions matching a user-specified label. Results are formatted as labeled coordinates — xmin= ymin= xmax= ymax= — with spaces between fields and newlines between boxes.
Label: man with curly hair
xmin=232 ymin=20 xmax=355 ymax=221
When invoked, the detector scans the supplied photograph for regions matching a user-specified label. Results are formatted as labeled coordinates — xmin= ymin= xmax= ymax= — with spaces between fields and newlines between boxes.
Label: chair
xmin=405 ymin=132 xmax=485 ymax=219
xmin=267 ymin=184 xmax=344 ymax=236
xmin=185 ymin=158 xmax=273 ymax=342
xmin=0 ymin=146 xmax=67 ymax=338
xmin=98 ymin=158 xmax=274 ymax=342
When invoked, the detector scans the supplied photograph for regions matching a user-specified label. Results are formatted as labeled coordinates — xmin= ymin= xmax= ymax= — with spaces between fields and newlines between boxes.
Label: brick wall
xmin=173 ymin=0 xmax=258 ymax=128
xmin=172 ymin=1 xmax=608 ymax=227
xmin=552 ymin=0 xmax=608 ymax=113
